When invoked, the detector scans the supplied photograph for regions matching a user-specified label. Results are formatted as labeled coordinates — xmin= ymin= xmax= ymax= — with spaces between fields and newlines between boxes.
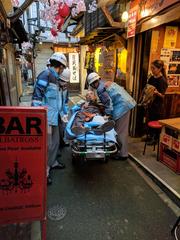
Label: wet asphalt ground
xmin=47 ymin=146 xmax=177 ymax=240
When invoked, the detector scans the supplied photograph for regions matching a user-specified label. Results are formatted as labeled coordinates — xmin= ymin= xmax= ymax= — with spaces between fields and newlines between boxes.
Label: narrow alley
xmin=46 ymin=146 xmax=176 ymax=240
xmin=0 ymin=0 xmax=180 ymax=239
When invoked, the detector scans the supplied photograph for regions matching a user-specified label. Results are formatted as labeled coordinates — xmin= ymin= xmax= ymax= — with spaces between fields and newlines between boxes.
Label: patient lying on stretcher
xmin=71 ymin=91 xmax=115 ymax=136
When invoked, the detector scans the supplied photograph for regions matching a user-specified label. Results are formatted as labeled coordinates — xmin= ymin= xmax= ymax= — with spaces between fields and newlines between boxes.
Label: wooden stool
xmin=143 ymin=121 xmax=162 ymax=160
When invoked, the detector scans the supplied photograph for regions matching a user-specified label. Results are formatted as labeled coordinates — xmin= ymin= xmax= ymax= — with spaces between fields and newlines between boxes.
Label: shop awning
xmin=135 ymin=1 xmax=180 ymax=33
xmin=79 ymin=27 xmax=125 ymax=45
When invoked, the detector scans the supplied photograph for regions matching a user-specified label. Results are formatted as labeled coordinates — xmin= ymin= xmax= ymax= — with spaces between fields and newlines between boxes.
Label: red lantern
xmin=54 ymin=15 xmax=62 ymax=22
xmin=50 ymin=28 xmax=58 ymax=37
xmin=58 ymin=3 xmax=70 ymax=18
xmin=57 ymin=18 xmax=65 ymax=31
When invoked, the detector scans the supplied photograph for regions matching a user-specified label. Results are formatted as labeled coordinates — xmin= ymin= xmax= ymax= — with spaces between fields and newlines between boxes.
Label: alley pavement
xmin=47 ymin=146 xmax=177 ymax=240
xmin=0 ymin=89 xmax=179 ymax=239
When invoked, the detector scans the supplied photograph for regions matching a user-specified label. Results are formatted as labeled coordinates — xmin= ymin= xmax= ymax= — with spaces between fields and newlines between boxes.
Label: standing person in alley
xmin=147 ymin=60 xmax=168 ymax=121
xmin=87 ymin=72 xmax=136 ymax=160
xmin=31 ymin=52 xmax=67 ymax=185
xmin=58 ymin=68 xmax=70 ymax=148
xmin=146 ymin=60 xmax=168 ymax=145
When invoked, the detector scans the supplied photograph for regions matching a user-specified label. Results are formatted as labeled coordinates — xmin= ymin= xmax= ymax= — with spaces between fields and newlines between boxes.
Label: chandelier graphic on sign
xmin=0 ymin=160 xmax=33 ymax=194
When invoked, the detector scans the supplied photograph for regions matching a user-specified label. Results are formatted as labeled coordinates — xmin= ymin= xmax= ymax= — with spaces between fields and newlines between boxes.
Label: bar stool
xmin=143 ymin=120 xmax=162 ymax=160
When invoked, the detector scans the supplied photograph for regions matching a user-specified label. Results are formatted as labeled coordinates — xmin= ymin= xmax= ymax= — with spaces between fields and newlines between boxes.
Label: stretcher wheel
xmin=102 ymin=156 xmax=108 ymax=163
xmin=72 ymin=154 xmax=77 ymax=165
xmin=72 ymin=154 xmax=84 ymax=165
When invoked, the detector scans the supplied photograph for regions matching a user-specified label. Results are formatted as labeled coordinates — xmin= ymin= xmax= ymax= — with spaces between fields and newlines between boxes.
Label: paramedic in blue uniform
xmin=32 ymin=52 xmax=67 ymax=185
xmin=87 ymin=72 xmax=136 ymax=160
xmin=59 ymin=68 xmax=70 ymax=147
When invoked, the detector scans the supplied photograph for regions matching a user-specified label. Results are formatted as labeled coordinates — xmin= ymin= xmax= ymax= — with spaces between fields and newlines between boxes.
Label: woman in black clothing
xmin=148 ymin=60 xmax=168 ymax=121
xmin=147 ymin=60 xmax=168 ymax=144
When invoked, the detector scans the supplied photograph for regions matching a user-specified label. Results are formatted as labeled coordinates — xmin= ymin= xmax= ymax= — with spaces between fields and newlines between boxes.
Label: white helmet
xmin=87 ymin=72 xmax=100 ymax=85
xmin=46 ymin=59 xmax=50 ymax=65
xmin=59 ymin=68 xmax=71 ymax=82
xmin=50 ymin=52 xmax=67 ymax=67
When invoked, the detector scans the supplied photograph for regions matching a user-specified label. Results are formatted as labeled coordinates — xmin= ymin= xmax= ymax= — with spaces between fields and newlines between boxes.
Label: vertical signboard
xmin=100 ymin=49 xmax=116 ymax=81
xmin=127 ymin=7 xmax=137 ymax=38
xmin=69 ymin=53 xmax=80 ymax=83
xmin=0 ymin=107 xmax=47 ymax=225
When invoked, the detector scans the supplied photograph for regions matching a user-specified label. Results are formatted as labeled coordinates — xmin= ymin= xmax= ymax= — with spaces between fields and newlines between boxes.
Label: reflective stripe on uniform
xmin=38 ymin=79 xmax=48 ymax=87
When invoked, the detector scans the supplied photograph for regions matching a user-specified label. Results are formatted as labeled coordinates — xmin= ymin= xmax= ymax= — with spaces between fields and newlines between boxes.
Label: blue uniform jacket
xmin=59 ymin=88 xmax=69 ymax=117
xmin=97 ymin=81 xmax=136 ymax=120
xmin=32 ymin=68 xmax=63 ymax=126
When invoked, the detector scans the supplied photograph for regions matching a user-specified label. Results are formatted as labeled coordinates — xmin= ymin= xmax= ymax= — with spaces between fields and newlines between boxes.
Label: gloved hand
xmin=31 ymin=100 xmax=42 ymax=107
xmin=61 ymin=114 xmax=68 ymax=123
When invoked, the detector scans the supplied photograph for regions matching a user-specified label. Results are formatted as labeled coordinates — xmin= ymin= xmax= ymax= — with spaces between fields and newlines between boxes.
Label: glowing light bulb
xmin=121 ymin=11 xmax=129 ymax=22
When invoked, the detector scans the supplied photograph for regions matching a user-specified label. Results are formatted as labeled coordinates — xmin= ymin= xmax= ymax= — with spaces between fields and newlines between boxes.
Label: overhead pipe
xmin=8 ymin=0 xmax=35 ymax=23
xmin=101 ymin=6 xmax=125 ymax=28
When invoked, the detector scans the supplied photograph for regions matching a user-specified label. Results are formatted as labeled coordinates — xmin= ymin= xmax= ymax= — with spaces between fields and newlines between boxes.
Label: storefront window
xmin=149 ymin=25 xmax=180 ymax=90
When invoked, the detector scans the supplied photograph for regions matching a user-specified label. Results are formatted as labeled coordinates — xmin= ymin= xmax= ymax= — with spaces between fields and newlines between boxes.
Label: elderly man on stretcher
xmin=66 ymin=91 xmax=118 ymax=163
xmin=69 ymin=90 xmax=115 ymax=136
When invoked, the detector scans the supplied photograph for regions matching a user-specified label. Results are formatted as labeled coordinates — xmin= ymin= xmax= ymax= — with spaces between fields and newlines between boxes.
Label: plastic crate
xmin=159 ymin=143 xmax=180 ymax=174
xmin=160 ymin=132 xmax=172 ymax=148
xmin=172 ymin=138 xmax=180 ymax=153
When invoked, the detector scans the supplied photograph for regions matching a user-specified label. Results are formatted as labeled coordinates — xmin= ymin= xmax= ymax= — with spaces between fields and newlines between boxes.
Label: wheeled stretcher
xmin=66 ymin=113 xmax=118 ymax=164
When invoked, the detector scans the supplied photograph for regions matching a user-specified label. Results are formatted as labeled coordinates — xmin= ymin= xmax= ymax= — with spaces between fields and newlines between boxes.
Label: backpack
xmin=138 ymin=84 xmax=156 ymax=108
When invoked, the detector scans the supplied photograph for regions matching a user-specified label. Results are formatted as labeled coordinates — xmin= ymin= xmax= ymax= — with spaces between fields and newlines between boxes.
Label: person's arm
xmin=153 ymin=89 xmax=165 ymax=98
xmin=61 ymin=90 xmax=69 ymax=122
xmin=98 ymin=86 xmax=113 ymax=116
xmin=32 ymin=71 xmax=49 ymax=106
xmin=154 ymin=78 xmax=168 ymax=99
xmin=62 ymin=90 xmax=69 ymax=115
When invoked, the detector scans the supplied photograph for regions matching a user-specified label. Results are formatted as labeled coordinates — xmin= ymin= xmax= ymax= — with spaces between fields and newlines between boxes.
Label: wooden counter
xmin=159 ymin=118 xmax=180 ymax=132
xmin=158 ymin=118 xmax=180 ymax=174
xmin=162 ymin=93 xmax=180 ymax=119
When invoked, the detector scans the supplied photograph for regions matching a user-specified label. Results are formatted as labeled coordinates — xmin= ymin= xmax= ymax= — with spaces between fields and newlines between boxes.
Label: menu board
xmin=84 ymin=51 xmax=95 ymax=71
xmin=163 ymin=26 xmax=178 ymax=49
xmin=160 ymin=48 xmax=180 ymax=87
xmin=98 ymin=49 xmax=116 ymax=81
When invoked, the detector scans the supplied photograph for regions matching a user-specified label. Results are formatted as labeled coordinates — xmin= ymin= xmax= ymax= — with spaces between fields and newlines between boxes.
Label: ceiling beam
xmin=101 ymin=6 xmax=125 ymax=29
xmin=114 ymin=34 xmax=126 ymax=48
xmin=98 ymin=0 xmax=117 ymax=7
xmin=138 ymin=3 xmax=180 ymax=33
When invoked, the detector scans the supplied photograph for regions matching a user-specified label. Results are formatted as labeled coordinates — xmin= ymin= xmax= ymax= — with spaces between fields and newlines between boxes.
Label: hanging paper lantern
xmin=57 ymin=18 xmax=65 ymax=31
xmin=51 ymin=28 xmax=58 ymax=37
xmin=54 ymin=15 xmax=64 ymax=31
xmin=58 ymin=3 xmax=70 ymax=18
xmin=54 ymin=14 xmax=63 ymax=22
xmin=55 ymin=15 xmax=61 ymax=22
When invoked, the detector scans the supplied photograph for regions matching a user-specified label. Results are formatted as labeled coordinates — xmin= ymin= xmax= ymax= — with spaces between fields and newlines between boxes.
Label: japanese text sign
xmin=127 ymin=7 xmax=137 ymax=38
xmin=69 ymin=53 xmax=80 ymax=83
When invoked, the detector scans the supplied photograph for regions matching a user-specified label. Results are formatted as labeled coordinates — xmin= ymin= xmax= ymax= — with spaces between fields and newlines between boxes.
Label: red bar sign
xmin=0 ymin=107 xmax=47 ymax=224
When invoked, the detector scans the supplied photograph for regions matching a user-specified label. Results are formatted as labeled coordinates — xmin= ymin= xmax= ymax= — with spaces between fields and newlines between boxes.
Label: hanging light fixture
xmin=121 ymin=11 xmax=128 ymax=22
xmin=121 ymin=0 xmax=128 ymax=23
